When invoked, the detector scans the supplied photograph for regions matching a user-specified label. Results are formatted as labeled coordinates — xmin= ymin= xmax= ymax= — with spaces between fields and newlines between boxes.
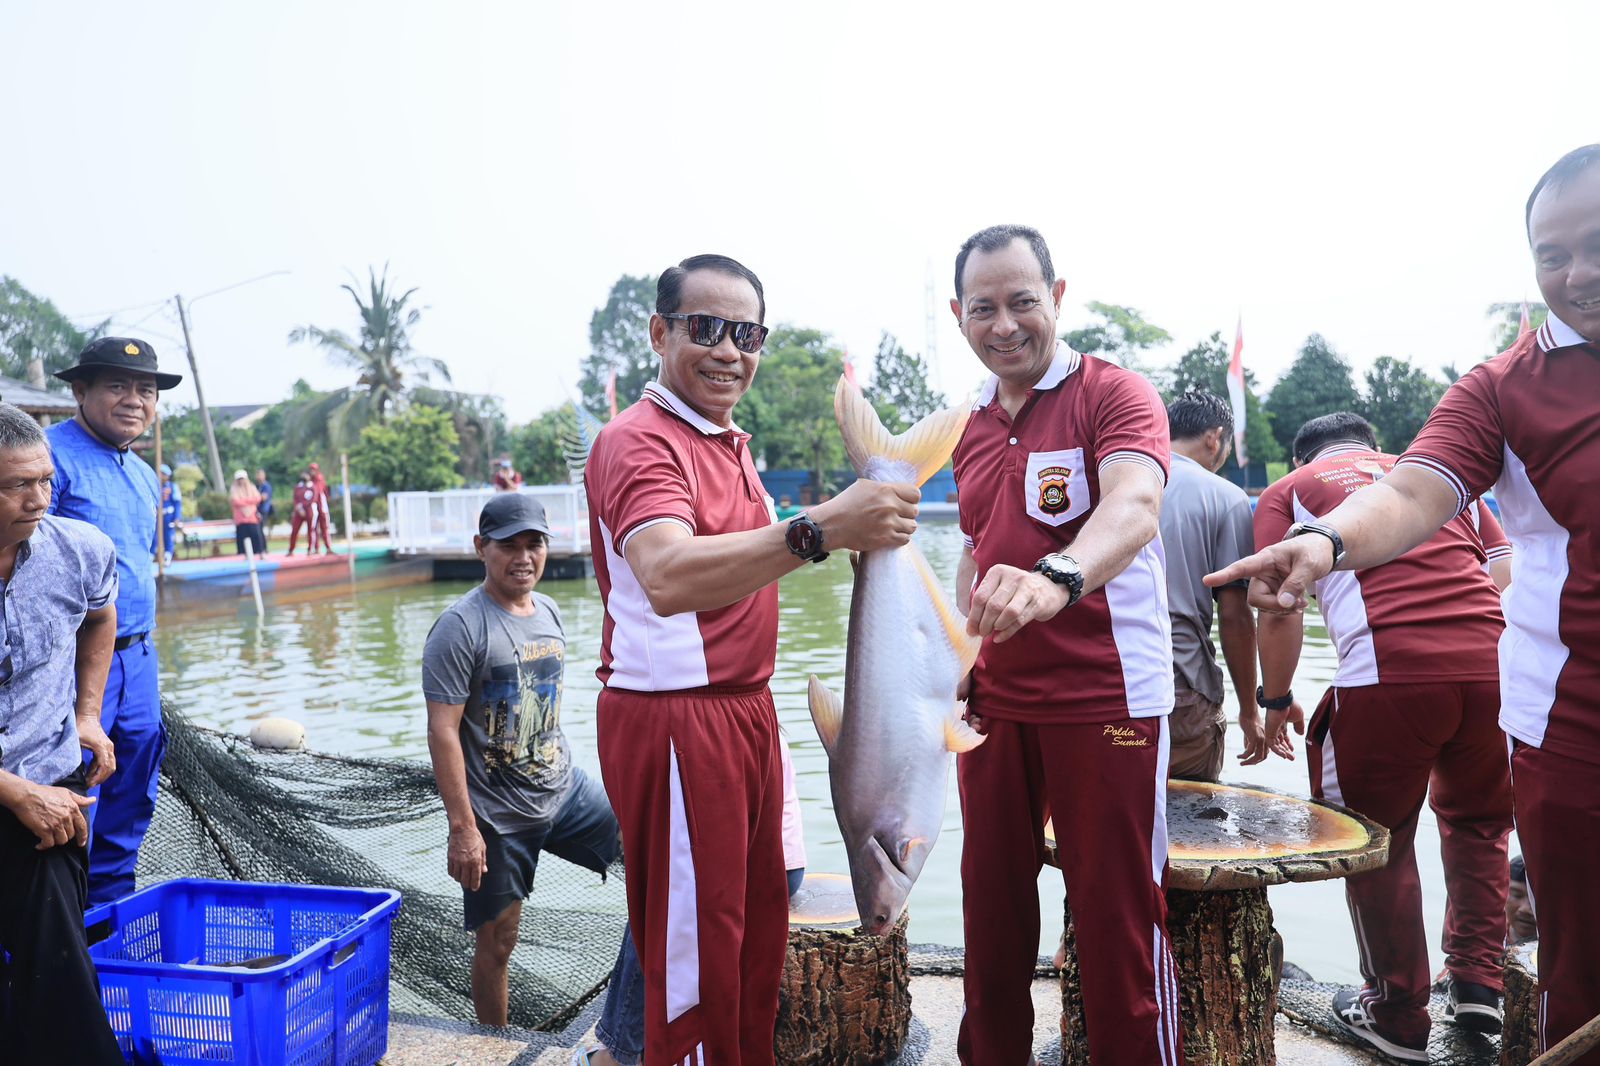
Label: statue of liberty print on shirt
xmin=481 ymin=636 xmax=565 ymax=785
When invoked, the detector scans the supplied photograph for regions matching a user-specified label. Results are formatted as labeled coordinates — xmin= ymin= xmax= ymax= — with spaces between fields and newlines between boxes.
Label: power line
xmin=63 ymin=296 xmax=171 ymax=322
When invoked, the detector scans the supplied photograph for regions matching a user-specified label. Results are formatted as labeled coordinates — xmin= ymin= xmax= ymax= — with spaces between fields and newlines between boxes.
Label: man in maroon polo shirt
xmin=1255 ymin=412 xmax=1512 ymax=1061
xmin=1210 ymin=144 xmax=1600 ymax=1063
xmin=949 ymin=225 xmax=1179 ymax=1066
xmin=584 ymin=254 xmax=918 ymax=1065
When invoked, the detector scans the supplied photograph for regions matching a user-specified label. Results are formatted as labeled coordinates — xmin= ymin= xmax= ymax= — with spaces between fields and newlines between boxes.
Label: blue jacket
xmin=47 ymin=418 xmax=160 ymax=637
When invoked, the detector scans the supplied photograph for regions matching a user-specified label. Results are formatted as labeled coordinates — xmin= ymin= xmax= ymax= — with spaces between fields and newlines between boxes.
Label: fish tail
xmin=834 ymin=376 xmax=970 ymax=486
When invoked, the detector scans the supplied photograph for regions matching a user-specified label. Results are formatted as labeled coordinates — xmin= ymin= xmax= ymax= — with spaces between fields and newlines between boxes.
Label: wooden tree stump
xmin=774 ymin=872 xmax=911 ymax=1066
xmin=1048 ymin=780 xmax=1390 ymax=1066
xmin=1501 ymin=942 xmax=1539 ymax=1066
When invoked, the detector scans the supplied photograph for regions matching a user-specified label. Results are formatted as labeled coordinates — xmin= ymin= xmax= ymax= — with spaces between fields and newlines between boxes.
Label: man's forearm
xmin=1216 ymin=591 xmax=1258 ymax=710
xmin=1256 ymin=611 xmax=1303 ymax=698
xmin=425 ymin=717 xmax=479 ymax=831
xmin=1062 ymin=467 xmax=1162 ymax=595
xmin=1321 ymin=468 xmax=1460 ymax=572
xmin=74 ymin=606 xmax=115 ymax=719
xmin=0 ymin=770 xmax=27 ymax=812
xmin=629 ymin=523 xmax=805 ymax=617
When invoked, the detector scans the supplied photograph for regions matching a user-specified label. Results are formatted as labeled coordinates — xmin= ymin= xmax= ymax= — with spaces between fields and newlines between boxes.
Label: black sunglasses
xmin=659 ymin=313 xmax=769 ymax=354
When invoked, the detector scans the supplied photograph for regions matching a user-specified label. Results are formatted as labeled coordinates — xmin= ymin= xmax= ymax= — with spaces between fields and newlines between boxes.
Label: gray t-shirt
xmin=421 ymin=586 xmax=573 ymax=833
xmin=1159 ymin=453 xmax=1254 ymax=705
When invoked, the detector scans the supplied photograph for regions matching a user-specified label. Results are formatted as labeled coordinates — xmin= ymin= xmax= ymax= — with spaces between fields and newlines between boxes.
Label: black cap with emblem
xmin=54 ymin=336 xmax=184 ymax=391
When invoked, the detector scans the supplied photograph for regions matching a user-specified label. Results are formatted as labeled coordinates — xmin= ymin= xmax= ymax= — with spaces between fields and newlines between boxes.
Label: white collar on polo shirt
xmin=975 ymin=341 xmax=1083 ymax=408
xmin=1536 ymin=312 xmax=1588 ymax=352
xmin=642 ymin=381 xmax=743 ymax=435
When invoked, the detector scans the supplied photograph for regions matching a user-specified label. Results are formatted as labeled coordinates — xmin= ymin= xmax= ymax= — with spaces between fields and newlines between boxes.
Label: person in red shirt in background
xmin=1254 ymin=412 xmax=1512 ymax=1062
xmin=949 ymin=225 xmax=1178 ymax=1066
xmin=584 ymin=254 xmax=917 ymax=1065
xmin=308 ymin=462 xmax=334 ymax=554
xmin=286 ymin=475 xmax=313 ymax=555
xmin=1210 ymin=144 xmax=1600 ymax=1063
xmin=493 ymin=459 xmax=524 ymax=493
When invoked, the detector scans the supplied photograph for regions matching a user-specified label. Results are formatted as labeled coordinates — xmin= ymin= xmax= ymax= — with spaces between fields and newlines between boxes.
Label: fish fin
xmin=897 ymin=836 xmax=928 ymax=867
xmin=807 ymin=675 xmax=843 ymax=757
xmin=834 ymin=376 xmax=971 ymax=486
xmin=908 ymin=542 xmax=984 ymax=673
xmin=945 ymin=713 xmax=986 ymax=753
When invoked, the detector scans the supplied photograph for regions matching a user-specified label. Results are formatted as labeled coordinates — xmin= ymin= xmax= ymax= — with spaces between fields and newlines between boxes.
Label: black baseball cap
xmin=55 ymin=336 xmax=184 ymax=390
xmin=478 ymin=493 xmax=552 ymax=540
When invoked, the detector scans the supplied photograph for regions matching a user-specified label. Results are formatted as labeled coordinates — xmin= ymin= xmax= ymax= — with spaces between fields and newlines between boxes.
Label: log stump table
xmin=774 ymin=872 xmax=911 ymax=1066
xmin=1046 ymin=779 xmax=1390 ymax=1066
xmin=1501 ymin=942 xmax=1539 ymax=1066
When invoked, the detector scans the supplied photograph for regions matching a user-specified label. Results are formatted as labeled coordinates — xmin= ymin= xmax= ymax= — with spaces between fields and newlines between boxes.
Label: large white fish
xmin=808 ymin=378 xmax=984 ymax=936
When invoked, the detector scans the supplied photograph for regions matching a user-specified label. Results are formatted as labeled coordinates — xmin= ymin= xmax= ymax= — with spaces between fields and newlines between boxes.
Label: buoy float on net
xmin=249 ymin=717 xmax=307 ymax=752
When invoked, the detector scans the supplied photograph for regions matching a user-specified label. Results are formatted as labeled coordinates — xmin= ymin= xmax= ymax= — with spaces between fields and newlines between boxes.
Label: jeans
xmin=595 ymin=868 xmax=803 ymax=1064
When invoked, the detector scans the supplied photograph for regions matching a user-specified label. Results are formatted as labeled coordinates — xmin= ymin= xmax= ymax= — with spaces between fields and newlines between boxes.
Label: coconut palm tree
xmin=285 ymin=266 xmax=450 ymax=453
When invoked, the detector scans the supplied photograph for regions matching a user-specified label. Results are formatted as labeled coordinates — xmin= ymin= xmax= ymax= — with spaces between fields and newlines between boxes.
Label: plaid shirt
xmin=0 ymin=515 xmax=117 ymax=786
xmin=47 ymin=418 xmax=160 ymax=637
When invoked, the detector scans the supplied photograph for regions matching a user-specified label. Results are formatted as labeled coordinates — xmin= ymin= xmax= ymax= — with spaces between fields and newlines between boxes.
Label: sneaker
xmin=1445 ymin=977 xmax=1503 ymax=1034
xmin=1330 ymin=987 xmax=1429 ymax=1063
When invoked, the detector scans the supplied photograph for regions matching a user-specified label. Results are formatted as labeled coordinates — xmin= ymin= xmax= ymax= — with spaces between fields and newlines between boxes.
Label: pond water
xmin=155 ymin=520 xmax=1499 ymax=985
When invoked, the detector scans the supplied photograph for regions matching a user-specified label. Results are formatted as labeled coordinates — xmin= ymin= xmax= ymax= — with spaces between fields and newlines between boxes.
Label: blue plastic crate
xmin=85 ymin=878 xmax=401 ymax=1066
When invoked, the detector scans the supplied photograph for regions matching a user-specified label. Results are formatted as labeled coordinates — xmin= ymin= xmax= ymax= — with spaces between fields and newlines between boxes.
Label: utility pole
xmin=174 ymin=294 xmax=228 ymax=495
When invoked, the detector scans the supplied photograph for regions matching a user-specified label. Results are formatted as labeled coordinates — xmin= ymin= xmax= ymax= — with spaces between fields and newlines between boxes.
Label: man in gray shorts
xmin=422 ymin=492 xmax=620 ymax=1026
xmin=1160 ymin=392 xmax=1285 ymax=779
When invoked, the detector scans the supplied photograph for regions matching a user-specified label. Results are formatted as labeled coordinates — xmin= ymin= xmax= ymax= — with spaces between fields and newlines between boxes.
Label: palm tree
xmin=285 ymin=266 xmax=450 ymax=453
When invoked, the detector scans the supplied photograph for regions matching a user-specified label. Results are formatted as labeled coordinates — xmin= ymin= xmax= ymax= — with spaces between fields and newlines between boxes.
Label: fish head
xmin=850 ymin=833 xmax=933 ymax=936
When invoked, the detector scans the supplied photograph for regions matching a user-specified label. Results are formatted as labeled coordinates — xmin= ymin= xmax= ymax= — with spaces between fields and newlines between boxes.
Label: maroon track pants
xmin=1513 ymin=740 xmax=1600 ymax=1064
xmin=598 ymin=684 xmax=787 ymax=1066
xmin=956 ymin=716 xmax=1180 ymax=1066
xmin=1306 ymin=681 xmax=1512 ymax=1046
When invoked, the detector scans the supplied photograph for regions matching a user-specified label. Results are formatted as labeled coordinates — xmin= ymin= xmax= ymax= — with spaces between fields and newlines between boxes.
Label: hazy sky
xmin=3 ymin=1 xmax=1594 ymax=424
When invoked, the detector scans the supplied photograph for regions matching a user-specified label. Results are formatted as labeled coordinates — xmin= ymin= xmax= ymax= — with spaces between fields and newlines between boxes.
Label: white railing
xmin=387 ymin=485 xmax=589 ymax=555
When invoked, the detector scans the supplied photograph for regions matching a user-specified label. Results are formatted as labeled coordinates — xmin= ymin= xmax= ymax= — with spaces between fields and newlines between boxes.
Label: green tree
xmin=286 ymin=266 xmax=450 ymax=452
xmin=1060 ymin=301 xmax=1172 ymax=380
xmin=1164 ymin=331 xmax=1283 ymax=471
xmin=1487 ymin=301 xmax=1549 ymax=355
xmin=350 ymin=404 xmax=461 ymax=494
xmin=742 ymin=327 xmax=847 ymax=494
xmin=578 ymin=274 xmax=657 ymax=421
xmin=1264 ymin=334 xmax=1361 ymax=455
xmin=864 ymin=331 xmax=945 ymax=432
xmin=411 ymin=387 xmax=508 ymax=485
xmin=1363 ymin=355 xmax=1446 ymax=453
xmin=0 ymin=276 xmax=99 ymax=386
xmin=510 ymin=405 xmax=579 ymax=486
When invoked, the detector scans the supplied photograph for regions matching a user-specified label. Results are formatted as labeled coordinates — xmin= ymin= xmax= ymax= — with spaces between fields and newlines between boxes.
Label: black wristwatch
xmin=785 ymin=513 xmax=829 ymax=564
xmin=1032 ymin=553 xmax=1085 ymax=606
xmin=1284 ymin=520 xmax=1347 ymax=567
xmin=1256 ymin=686 xmax=1295 ymax=712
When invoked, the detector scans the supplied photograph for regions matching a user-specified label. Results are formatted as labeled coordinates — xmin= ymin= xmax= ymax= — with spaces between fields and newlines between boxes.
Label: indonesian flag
xmin=1519 ymin=300 xmax=1532 ymax=336
xmin=1226 ymin=316 xmax=1248 ymax=466
xmin=605 ymin=369 xmax=618 ymax=419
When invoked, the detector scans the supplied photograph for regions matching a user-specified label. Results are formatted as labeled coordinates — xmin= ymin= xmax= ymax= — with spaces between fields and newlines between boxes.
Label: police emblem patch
xmin=1037 ymin=465 xmax=1072 ymax=515
xmin=124 ymin=342 xmax=140 ymax=356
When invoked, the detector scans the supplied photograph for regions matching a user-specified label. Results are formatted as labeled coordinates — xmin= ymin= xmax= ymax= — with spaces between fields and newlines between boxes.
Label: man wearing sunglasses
xmin=585 ymin=253 xmax=919 ymax=1065
xmin=0 ymin=402 xmax=123 ymax=1063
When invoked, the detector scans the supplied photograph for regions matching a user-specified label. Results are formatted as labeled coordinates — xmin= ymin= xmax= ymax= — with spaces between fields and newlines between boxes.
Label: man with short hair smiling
xmin=0 ymin=401 xmax=123 ymax=1062
xmin=585 ymin=254 xmax=918 ymax=1064
xmin=47 ymin=335 xmax=182 ymax=906
xmin=1210 ymin=143 xmax=1600 ymax=1063
xmin=422 ymin=493 xmax=620 ymax=1026
xmin=1160 ymin=391 xmax=1265 ymax=779
xmin=949 ymin=225 xmax=1178 ymax=1066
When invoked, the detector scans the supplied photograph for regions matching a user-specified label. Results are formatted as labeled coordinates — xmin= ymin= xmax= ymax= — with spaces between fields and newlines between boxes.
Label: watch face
xmin=787 ymin=520 xmax=818 ymax=556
